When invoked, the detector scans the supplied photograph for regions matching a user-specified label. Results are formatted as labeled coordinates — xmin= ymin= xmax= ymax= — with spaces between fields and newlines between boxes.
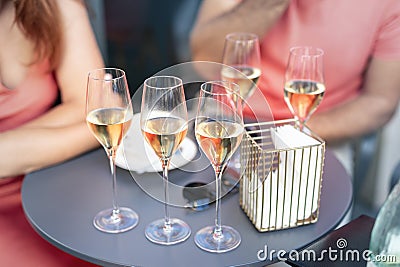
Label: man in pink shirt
xmin=190 ymin=0 xmax=400 ymax=174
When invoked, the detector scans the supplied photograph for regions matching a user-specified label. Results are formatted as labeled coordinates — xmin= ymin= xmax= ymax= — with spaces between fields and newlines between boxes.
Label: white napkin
xmin=253 ymin=125 xmax=323 ymax=230
xmin=115 ymin=113 xmax=197 ymax=173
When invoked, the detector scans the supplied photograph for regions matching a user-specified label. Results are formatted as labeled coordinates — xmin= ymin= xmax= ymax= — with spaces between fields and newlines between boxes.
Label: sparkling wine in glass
xmin=221 ymin=32 xmax=261 ymax=103
xmin=194 ymin=81 xmax=244 ymax=253
xmin=141 ymin=75 xmax=191 ymax=245
xmin=284 ymin=46 xmax=325 ymax=129
xmin=221 ymin=32 xmax=261 ymax=170
xmin=86 ymin=68 xmax=139 ymax=233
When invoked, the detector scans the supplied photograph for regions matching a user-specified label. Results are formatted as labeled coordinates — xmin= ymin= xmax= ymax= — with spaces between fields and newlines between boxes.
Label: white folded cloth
xmin=115 ymin=113 xmax=197 ymax=173
xmin=252 ymin=125 xmax=323 ymax=230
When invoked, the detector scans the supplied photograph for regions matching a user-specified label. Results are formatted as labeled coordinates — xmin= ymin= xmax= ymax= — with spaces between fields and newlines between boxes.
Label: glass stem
xmin=108 ymin=149 xmax=120 ymax=218
xmin=299 ymin=120 xmax=306 ymax=132
xmin=295 ymin=118 xmax=305 ymax=132
xmin=162 ymin=159 xmax=171 ymax=231
xmin=213 ymin=165 xmax=223 ymax=240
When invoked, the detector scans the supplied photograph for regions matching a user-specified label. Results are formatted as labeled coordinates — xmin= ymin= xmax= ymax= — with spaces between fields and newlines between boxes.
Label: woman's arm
xmin=190 ymin=0 xmax=290 ymax=62
xmin=0 ymin=0 xmax=104 ymax=177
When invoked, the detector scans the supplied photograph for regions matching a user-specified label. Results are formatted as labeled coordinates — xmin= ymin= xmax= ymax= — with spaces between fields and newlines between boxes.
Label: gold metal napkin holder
xmin=239 ymin=119 xmax=325 ymax=232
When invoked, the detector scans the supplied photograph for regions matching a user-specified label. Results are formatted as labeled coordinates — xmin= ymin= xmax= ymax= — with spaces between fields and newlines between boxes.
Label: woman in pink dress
xmin=0 ymin=0 xmax=103 ymax=265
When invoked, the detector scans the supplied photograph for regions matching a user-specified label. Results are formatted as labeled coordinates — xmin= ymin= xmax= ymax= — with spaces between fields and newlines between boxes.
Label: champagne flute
xmin=221 ymin=32 xmax=261 ymax=169
xmin=194 ymin=81 xmax=244 ymax=253
xmin=221 ymin=32 xmax=261 ymax=103
xmin=86 ymin=68 xmax=139 ymax=233
xmin=141 ymin=75 xmax=191 ymax=245
xmin=284 ymin=46 xmax=325 ymax=130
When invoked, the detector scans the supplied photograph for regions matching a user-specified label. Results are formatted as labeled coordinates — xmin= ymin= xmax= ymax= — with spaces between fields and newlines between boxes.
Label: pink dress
xmin=245 ymin=0 xmax=400 ymax=120
xmin=0 ymin=61 xmax=99 ymax=266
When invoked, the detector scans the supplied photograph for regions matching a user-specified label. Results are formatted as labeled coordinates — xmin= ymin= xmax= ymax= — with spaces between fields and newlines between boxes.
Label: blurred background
xmin=86 ymin=0 xmax=400 ymax=220
xmin=87 ymin=0 xmax=201 ymax=93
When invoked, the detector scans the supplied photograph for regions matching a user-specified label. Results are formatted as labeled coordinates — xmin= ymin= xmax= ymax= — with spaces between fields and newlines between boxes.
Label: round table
xmin=22 ymin=148 xmax=352 ymax=267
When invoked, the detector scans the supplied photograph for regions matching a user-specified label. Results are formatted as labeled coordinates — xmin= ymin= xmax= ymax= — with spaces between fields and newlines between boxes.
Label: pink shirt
xmin=249 ymin=0 xmax=400 ymax=120
xmin=0 ymin=60 xmax=58 ymax=131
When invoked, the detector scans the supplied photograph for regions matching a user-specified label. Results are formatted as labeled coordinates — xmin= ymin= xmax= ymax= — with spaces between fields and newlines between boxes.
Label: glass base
xmin=93 ymin=207 xmax=139 ymax=233
xmin=194 ymin=225 xmax=241 ymax=253
xmin=145 ymin=218 xmax=191 ymax=245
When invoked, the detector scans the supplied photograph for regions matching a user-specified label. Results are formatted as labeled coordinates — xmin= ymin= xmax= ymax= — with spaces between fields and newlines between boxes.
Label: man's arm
xmin=307 ymin=57 xmax=400 ymax=144
xmin=190 ymin=0 xmax=290 ymax=62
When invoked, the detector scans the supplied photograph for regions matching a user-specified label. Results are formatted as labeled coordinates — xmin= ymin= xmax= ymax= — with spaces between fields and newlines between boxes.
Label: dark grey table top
xmin=286 ymin=215 xmax=375 ymax=267
xmin=22 ymin=148 xmax=352 ymax=267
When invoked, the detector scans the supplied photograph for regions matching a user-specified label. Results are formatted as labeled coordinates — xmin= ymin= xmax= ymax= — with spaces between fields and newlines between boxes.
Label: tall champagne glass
xmin=284 ymin=46 xmax=325 ymax=130
xmin=141 ymin=76 xmax=191 ymax=245
xmin=221 ymin=32 xmax=261 ymax=103
xmin=86 ymin=68 xmax=139 ymax=233
xmin=194 ymin=81 xmax=244 ymax=253
xmin=221 ymin=32 xmax=261 ymax=169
